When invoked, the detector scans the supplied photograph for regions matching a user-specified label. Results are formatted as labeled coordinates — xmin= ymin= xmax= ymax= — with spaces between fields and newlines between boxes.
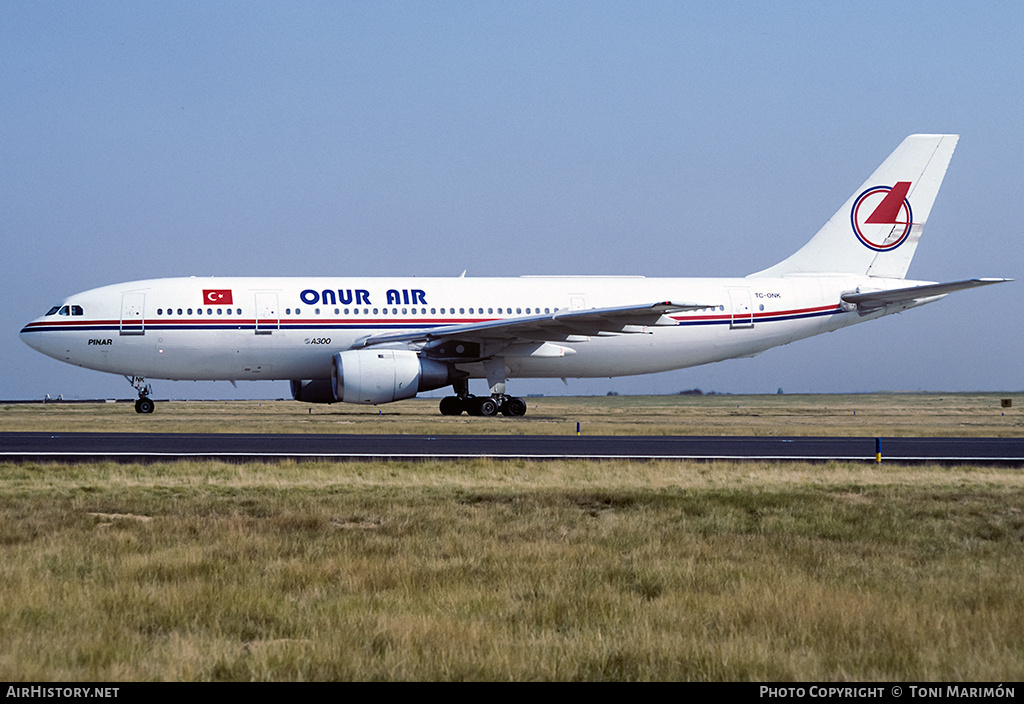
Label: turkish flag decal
xmin=203 ymin=289 xmax=233 ymax=305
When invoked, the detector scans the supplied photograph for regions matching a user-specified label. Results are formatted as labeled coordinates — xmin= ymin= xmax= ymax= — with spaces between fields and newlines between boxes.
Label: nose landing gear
xmin=126 ymin=376 xmax=155 ymax=414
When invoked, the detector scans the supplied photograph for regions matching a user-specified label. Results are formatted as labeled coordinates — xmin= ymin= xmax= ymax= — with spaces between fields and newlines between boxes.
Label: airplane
xmin=20 ymin=134 xmax=1009 ymax=416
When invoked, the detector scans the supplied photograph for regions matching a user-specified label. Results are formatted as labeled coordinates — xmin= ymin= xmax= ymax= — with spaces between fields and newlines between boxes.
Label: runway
xmin=2 ymin=432 xmax=1023 ymax=464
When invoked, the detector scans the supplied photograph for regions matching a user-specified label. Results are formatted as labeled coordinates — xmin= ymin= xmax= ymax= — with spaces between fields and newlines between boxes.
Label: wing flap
xmin=351 ymin=301 xmax=714 ymax=350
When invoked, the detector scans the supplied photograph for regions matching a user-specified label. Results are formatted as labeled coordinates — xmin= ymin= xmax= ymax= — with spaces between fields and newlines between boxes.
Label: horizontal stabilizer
xmin=841 ymin=278 xmax=1010 ymax=312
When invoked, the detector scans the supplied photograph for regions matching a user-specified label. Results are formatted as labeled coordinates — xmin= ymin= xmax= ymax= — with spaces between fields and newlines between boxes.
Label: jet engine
xmin=290 ymin=378 xmax=337 ymax=403
xmin=291 ymin=350 xmax=461 ymax=405
xmin=333 ymin=349 xmax=462 ymax=405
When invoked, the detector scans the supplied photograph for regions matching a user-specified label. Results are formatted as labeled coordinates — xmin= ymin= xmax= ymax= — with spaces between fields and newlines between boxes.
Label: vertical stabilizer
xmin=750 ymin=134 xmax=958 ymax=279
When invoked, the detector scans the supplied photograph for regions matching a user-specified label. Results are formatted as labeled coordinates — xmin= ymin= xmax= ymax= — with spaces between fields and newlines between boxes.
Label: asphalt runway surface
xmin=2 ymin=432 xmax=1024 ymax=464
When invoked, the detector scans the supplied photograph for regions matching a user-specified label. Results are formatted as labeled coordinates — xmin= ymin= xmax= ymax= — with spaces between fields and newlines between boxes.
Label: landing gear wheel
xmin=437 ymin=391 xmax=522 ymax=418
xmin=475 ymin=397 xmax=499 ymax=417
xmin=501 ymin=396 xmax=528 ymax=417
xmin=439 ymin=396 xmax=464 ymax=416
xmin=126 ymin=376 xmax=154 ymax=415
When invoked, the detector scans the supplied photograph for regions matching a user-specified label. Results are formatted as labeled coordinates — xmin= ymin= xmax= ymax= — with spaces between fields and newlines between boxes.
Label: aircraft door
xmin=728 ymin=288 xmax=754 ymax=329
xmin=255 ymin=292 xmax=279 ymax=334
xmin=120 ymin=292 xmax=146 ymax=336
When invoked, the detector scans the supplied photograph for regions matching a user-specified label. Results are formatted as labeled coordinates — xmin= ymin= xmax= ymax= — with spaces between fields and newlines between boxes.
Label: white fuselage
xmin=21 ymin=135 xmax=1003 ymax=412
xmin=20 ymin=274 xmax=917 ymax=385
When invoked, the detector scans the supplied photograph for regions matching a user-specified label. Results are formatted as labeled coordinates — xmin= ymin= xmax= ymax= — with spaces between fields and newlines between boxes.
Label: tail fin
xmin=751 ymin=134 xmax=959 ymax=279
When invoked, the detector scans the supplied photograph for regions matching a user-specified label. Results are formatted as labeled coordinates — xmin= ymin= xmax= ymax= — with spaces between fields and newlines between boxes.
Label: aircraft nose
xmin=20 ymin=319 xmax=50 ymax=354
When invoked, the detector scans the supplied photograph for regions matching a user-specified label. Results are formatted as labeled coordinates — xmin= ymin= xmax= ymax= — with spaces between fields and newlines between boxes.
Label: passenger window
xmin=177 ymin=309 xmax=183 ymax=315
xmin=226 ymin=308 xmax=232 ymax=315
xmin=217 ymin=308 xmax=223 ymax=315
xmin=187 ymin=308 xmax=193 ymax=315
xmin=197 ymin=308 xmax=203 ymax=315
xmin=157 ymin=309 xmax=163 ymax=316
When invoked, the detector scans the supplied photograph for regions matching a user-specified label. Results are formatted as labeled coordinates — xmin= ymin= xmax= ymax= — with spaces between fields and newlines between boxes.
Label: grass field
xmin=2 ymin=392 xmax=1021 ymax=436
xmin=1 ymin=395 xmax=1022 ymax=681
xmin=1 ymin=458 xmax=1022 ymax=681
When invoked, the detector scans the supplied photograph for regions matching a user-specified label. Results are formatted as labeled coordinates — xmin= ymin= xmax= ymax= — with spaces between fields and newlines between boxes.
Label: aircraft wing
xmin=351 ymin=301 xmax=714 ymax=351
xmin=841 ymin=278 xmax=1010 ymax=312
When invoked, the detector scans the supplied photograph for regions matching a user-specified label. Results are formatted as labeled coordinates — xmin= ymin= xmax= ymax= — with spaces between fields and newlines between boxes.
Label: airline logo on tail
xmin=850 ymin=182 xmax=913 ymax=251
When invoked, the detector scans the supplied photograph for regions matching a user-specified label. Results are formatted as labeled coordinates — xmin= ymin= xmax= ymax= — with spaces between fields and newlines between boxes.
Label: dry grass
xmin=2 ymin=392 xmax=1022 ymax=436
xmin=2 ymin=396 xmax=1021 ymax=680
xmin=1 ymin=459 xmax=1023 ymax=681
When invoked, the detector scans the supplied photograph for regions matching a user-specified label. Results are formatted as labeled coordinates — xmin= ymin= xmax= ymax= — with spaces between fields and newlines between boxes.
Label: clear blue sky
xmin=2 ymin=1 xmax=1021 ymax=400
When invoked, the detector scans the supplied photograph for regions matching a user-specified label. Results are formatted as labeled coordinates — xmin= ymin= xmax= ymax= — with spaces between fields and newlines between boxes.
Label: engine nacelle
xmin=290 ymin=378 xmax=337 ymax=403
xmin=332 ymin=349 xmax=461 ymax=405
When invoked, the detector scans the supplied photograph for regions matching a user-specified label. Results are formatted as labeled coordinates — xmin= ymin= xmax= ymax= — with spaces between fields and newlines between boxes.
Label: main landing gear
xmin=127 ymin=376 xmax=155 ymax=414
xmin=439 ymin=394 xmax=528 ymax=417
xmin=438 ymin=369 xmax=527 ymax=417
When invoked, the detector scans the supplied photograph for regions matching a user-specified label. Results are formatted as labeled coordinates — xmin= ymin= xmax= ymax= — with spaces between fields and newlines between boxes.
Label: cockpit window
xmin=45 ymin=304 xmax=84 ymax=316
